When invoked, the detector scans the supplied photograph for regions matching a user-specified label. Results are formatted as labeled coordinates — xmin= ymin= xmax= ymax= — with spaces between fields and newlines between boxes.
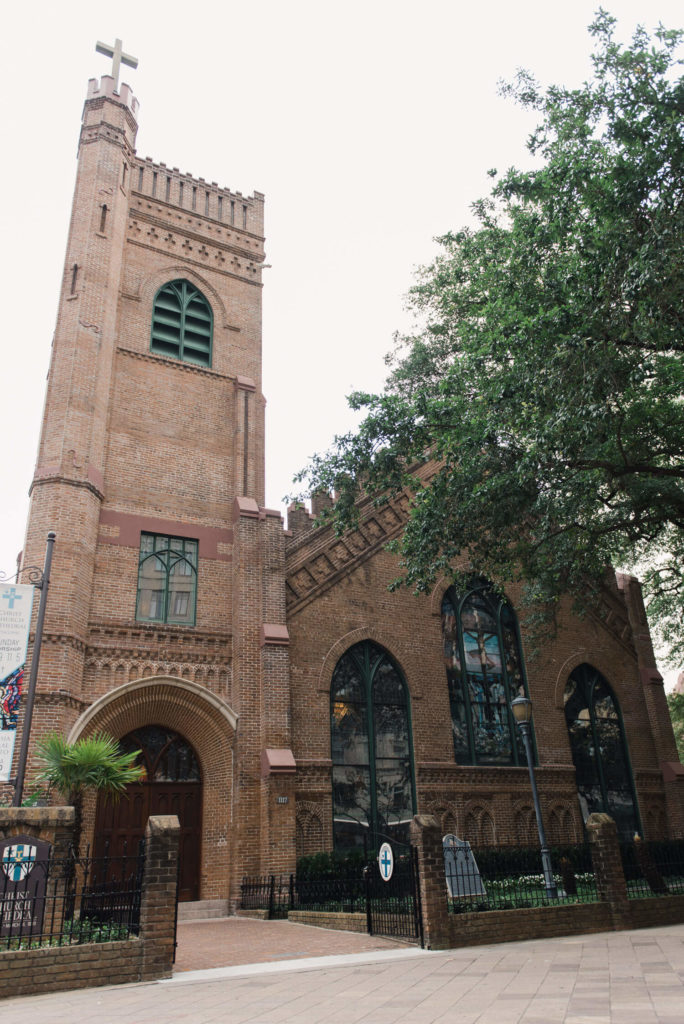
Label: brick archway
xmin=68 ymin=677 xmax=237 ymax=901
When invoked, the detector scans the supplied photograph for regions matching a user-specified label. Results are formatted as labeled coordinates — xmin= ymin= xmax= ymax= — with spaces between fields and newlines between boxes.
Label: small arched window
xmin=331 ymin=640 xmax=416 ymax=851
xmin=136 ymin=533 xmax=198 ymax=626
xmin=442 ymin=579 xmax=530 ymax=766
xmin=151 ymin=279 xmax=213 ymax=367
xmin=564 ymin=664 xmax=640 ymax=839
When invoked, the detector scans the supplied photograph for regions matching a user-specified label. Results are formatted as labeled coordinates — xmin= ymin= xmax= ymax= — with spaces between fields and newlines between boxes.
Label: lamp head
xmin=511 ymin=695 xmax=533 ymax=726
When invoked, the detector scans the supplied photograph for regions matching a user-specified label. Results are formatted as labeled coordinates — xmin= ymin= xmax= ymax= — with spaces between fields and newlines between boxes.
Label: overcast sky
xmin=1 ymin=0 xmax=681 ymax=681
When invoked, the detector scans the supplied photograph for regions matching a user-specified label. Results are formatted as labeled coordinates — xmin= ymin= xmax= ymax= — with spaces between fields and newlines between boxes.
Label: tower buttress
xmin=21 ymin=76 xmax=139 ymax=711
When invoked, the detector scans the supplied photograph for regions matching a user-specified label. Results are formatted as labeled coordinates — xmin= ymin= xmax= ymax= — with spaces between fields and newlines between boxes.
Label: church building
xmin=8 ymin=53 xmax=684 ymax=907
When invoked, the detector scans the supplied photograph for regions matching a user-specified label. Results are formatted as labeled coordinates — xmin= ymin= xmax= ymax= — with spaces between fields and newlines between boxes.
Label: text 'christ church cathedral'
xmin=8 ymin=46 xmax=684 ymax=907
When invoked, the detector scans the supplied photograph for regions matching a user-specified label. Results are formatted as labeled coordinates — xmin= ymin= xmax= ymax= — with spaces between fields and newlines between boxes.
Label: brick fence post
xmin=139 ymin=814 xmax=180 ymax=981
xmin=0 ymin=806 xmax=75 ymax=857
xmin=410 ymin=814 xmax=451 ymax=949
xmin=586 ymin=812 xmax=631 ymax=930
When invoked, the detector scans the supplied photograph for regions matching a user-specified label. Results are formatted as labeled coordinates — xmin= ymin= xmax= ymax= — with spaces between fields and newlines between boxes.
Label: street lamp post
xmin=12 ymin=532 xmax=56 ymax=807
xmin=511 ymin=695 xmax=558 ymax=900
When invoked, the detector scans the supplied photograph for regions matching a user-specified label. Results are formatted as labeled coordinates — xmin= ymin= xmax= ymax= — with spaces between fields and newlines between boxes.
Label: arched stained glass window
xmin=119 ymin=725 xmax=201 ymax=783
xmin=442 ymin=580 xmax=529 ymax=766
xmin=331 ymin=641 xmax=416 ymax=851
xmin=151 ymin=279 xmax=213 ymax=367
xmin=564 ymin=664 xmax=640 ymax=839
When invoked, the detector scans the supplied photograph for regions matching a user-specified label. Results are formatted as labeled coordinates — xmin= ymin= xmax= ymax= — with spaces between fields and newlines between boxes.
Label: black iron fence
xmin=0 ymin=841 xmax=146 ymax=950
xmin=447 ymin=842 xmax=598 ymax=913
xmin=241 ymin=870 xmax=365 ymax=918
xmin=620 ymin=839 xmax=684 ymax=899
xmin=364 ymin=846 xmax=423 ymax=944
xmin=241 ymin=850 xmax=423 ymax=945
xmin=240 ymin=874 xmax=292 ymax=918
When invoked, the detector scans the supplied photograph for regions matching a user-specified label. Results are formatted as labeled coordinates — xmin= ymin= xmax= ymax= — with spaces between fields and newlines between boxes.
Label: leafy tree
xmin=666 ymin=692 xmax=684 ymax=761
xmin=35 ymin=732 xmax=144 ymax=854
xmin=297 ymin=12 xmax=684 ymax=661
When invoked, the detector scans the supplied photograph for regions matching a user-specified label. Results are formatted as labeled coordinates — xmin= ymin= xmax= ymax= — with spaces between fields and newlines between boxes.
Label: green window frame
xmin=442 ymin=579 xmax=533 ymax=766
xmin=330 ymin=640 xmax=416 ymax=852
xmin=136 ymin=533 xmax=198 ymax=626
xmin=150 ymin=279 xmax=213 ymax=367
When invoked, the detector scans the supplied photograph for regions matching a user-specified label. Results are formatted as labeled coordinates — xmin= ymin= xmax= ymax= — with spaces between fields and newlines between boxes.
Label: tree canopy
xmin=296 ymin=11 xmax=684 ymax=663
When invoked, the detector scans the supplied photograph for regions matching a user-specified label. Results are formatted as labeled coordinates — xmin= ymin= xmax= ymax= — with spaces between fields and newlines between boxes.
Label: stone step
xmin=177 ymin=899 xmax=231 ymax=921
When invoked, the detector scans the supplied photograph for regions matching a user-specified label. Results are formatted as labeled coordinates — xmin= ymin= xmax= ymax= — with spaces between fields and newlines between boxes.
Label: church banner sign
xmin=0 ymin=834 xmax=51 ymax=938
xmin=0 ymin=585 xmax=34 ymax=783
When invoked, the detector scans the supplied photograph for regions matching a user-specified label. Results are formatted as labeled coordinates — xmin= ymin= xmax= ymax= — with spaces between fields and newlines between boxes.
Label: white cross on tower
xmin=95 ymin=38 xmax=138 ymax=91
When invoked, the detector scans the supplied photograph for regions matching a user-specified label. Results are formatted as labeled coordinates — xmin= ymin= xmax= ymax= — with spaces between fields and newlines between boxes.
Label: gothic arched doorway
xmin=94 ymin=725 xmax=202 ymax=901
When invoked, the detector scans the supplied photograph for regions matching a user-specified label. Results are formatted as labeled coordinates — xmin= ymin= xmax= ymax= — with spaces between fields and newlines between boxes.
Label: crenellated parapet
xmin=132 ymin=157 xmax=264 ymax=238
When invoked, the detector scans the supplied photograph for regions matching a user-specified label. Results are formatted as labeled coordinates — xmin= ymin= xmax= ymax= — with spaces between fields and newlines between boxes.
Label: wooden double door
xmin=94 ymin=726 xmax=202 ymax=902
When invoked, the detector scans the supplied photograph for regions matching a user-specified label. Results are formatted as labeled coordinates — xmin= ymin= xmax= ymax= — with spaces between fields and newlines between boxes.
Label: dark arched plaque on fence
xmin=0 ymin=834 xmax=51 ymax=938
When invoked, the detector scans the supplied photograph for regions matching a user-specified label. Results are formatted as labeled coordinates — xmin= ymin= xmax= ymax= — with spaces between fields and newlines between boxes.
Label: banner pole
xmin=12 ymin=532 xmax=56 ymax=807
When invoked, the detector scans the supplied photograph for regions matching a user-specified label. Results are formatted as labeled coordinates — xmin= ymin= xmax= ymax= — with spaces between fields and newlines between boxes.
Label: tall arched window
xmin=151 ymin=279 xmax=213 ymax=367
xmin=442 ymin=579 xmax=530 ymax=765
xmin=331 ymin=641 xmax=415 ymax=851
xmin=564 ymin=664 xmax=640 ymax=839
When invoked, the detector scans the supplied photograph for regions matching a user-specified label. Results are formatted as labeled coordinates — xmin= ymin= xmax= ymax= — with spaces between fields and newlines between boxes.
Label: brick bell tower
xmin=12 ymin=44 xmax=292 ymax=902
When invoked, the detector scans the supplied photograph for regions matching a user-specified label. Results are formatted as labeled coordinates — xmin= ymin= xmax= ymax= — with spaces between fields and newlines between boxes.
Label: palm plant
xmin=35 ymin=732 xmax=145 ymax=854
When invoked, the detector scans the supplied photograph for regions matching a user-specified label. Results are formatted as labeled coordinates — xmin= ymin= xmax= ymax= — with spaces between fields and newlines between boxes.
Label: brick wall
xmin=0 ymin=813 xmax=179 ymax=999
xmin=410 ymin=810 xmax=684 ymax=952
xmin=0 ymin=940 xmax=143 ymax=999
xmin=287 ymin=510 xmax=683 ymax=854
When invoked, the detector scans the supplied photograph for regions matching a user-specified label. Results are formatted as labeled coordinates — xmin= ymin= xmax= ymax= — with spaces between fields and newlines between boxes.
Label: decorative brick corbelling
xmin=35 ymin=692 xmax=88 ymax=712
xmin=117 ymin=347 xmax=238 ymax=379
xmin=128 ymin=208 xmax=264 ymax=262
xmin=87 ymin=620 xmax=231 ymax=649
xmin=126 ymin=238 xmax=263 ymax=288
xmin=416 ymin=763 xmax=577 ymax=787
xmin=286 ymin=494 xmax=419 ymax=615
xmin=38 ymin=632 xmax=87 ymax=655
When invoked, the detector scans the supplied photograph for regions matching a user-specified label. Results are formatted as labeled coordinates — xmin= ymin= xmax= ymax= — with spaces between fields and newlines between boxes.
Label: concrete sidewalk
xmin=2 ymin=923 xmax=684 ymax=1023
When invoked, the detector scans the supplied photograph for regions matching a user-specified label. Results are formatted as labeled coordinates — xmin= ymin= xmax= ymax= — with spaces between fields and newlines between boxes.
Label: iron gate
xmin=364 ymin=841 xmax=423 ymax=946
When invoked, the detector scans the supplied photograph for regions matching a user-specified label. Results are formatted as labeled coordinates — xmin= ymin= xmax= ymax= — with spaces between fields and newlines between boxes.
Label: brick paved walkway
xmin=174 ymin=916 xmax=402 ymax=971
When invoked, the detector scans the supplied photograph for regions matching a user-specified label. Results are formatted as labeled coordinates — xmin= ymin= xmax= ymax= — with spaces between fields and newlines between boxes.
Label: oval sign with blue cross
xmin=378 ymin=842 xmax=394 ymax=882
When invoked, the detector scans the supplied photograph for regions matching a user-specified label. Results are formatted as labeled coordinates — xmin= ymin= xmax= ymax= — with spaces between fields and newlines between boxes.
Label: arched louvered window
xmin=442 ymin=579 xmax=531 ymax=766
xmin=331 ymin=641 xmax=416 ymax=851
xmin=564 ymin=664 xmax=640 ymax=839
xmin=151 ymin=279 xmax=213 ymax=367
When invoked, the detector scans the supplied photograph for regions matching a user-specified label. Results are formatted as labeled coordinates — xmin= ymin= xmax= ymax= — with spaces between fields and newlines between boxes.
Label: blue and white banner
xmin=0 ymin=584 xmax=34 ymax=783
